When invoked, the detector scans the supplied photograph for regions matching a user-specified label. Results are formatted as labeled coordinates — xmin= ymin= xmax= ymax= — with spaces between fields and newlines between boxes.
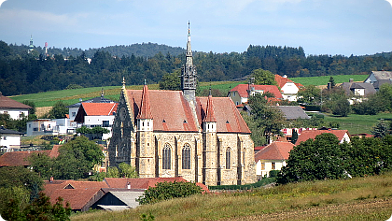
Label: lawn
xmin=291 ymin=74 xmax=368 ymax=86
xmin=323 ymin=112 xmax=391 ymax=135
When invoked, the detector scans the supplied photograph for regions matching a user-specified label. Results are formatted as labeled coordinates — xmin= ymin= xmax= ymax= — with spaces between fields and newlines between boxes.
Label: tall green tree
xmin=159 ymin=69 xmax=181 ymax=90
xmin=277 ymin=133 xmax=346 ymax=184
xmin=248 ymin=94 xmax=285 ymax=144
xmin=371 ymin=119 xmax=391 ymax=138
xmin=297 ymin=85 xmax=321 ymax=104
xmin=251 ymin=68 xmax=277 ymax=85
xmin=46 ymin=101 xmax=68 ymax=119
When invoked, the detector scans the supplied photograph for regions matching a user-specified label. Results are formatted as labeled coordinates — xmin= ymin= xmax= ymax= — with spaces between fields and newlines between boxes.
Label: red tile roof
xmin=0 ymin=146 xmax=59 ymax=167
xmin=126 ymin=90 xmax=250 ymax=133
xmin=275 ymin=75 xmax=293 ymax=88
xmin=295 ymin=129 xmax=349 ymax=145
xmin=203 ymin=94 xmax=216 ymax=122
xmin=0 ymin=95 xmax=31 ymax=109
xmin=136 ymin=84 xmax=153 ymax=119
xmin=230 ymin=84 xmax=283 ymax=99
xmin=80 ymin=103 xmax=118 ymax=116
xmin=254 ymin=141 xmax=294 ymax=162
xmin=196 ymin=97 xmax=251 ymax=133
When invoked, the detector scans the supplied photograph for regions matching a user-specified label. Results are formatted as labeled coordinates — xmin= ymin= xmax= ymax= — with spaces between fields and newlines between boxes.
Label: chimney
xmin=349 ymin=78 xmax=353 ymax=83
xmin=127 ymin=182 xmax=131 ymax=189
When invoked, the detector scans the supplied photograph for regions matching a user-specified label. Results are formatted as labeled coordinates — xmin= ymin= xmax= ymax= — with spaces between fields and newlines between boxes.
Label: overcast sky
xmin=0 ymin=0 xmax=392 ymax=56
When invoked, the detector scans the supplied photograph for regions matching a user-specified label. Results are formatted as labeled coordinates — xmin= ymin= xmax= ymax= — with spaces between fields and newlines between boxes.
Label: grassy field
xmin=71 ymin=173 xmax=392 ymax=221
xmin=291 ymin=74 xmax=368 ymax=86
xmin=323 ymin=112 xmax=391 ymax=135
xmin=10 ymin=74 xmax=367 ymax=108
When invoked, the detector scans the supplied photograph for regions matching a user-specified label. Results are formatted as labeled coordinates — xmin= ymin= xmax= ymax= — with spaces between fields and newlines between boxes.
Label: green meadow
xmin=71 ymin=172 xmax=392 ymax=221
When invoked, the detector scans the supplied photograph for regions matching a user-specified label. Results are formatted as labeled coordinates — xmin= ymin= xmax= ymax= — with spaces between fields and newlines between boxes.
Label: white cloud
xmin=0 ymin=0 xmax=7 ymax=8
xmin=386 ymin=0 xmax=392 ymax=7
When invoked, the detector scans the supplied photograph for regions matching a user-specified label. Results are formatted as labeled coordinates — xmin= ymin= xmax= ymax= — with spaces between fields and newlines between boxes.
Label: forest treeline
xmin=1 ymin=40 xmax=392 ymax=96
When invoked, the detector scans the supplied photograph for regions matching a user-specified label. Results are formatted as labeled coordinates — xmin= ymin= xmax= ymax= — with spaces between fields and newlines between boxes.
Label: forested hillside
xmin=1 ymin=40 xmax=392 ymax=96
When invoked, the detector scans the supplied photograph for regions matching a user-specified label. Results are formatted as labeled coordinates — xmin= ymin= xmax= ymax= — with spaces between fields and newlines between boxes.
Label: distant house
xmin=26 ymin=119 xmax=58 ymax=136
xmin=275 ymin=75 xmax=303 ymax=102
xmin=340 ymin=79 xmax=376 ymax=98
xmin=0 ymin=126 xmax=23 ymax=151
xmin=0 ymin=92 xmax=31 ymax=120
xmin=364 ymin=71 xmax=392 ymax=90
xmin=295 ymin=129 xmax=350 ymax=145
xmin=43 ymin=177 xmax=209 ymax=212
xmin=275 ymin=106 xmax=310 ymax=120
xmin=228 ymin=84 xmax=283 ymax=106
xmin=254 ymin=141 xmax=294 ymax=179
xmin=74 ymin=103 xmax=118 ymax=140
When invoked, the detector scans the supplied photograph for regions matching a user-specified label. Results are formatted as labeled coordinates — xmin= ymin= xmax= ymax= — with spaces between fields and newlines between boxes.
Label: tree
xmin=159 ymin=69 xmax=181 ymax=90
xmin=52 ymin=136 xmax=104 ymax=179
xmin=0 ymin=166 xmax=43 ymax=199
xmin=277 ymin=133 xmax=346 ymax=184
xmin=46 ymin=101 xmax=68 ymax=119
xmin=291 ymin=129 xmax=298 ymax=144
xmin=331 ymin=97 xmax=350 ymax=117
xmin=328 ymin=76 xmax=336 ymax=88
xmin=118 ymin=162 xmax=138 ymax=178
xmin=251 ymin=68 xmax=277 ymax=85
xmin=137 ymin=181 xmax=202 ymax=205
xmin=22 ymin=100 xmax=36 ymax=115
xmin=297 ymin=85 xmax=321 ymax=104
xmin=248 ymin=94 xmax=285 ymax=144
xmin=371 ymin=119 xmax=391 ymax=138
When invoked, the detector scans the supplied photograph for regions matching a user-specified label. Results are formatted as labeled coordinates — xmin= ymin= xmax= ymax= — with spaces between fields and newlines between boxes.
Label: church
xmin=108 ymin=23 xmax=256 ymax=186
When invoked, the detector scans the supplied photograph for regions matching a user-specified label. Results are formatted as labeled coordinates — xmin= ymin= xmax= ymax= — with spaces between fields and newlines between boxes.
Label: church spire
xmin=181 ymin=21 xmax=197 ymax=102
xmin=204 ymin=93 xmax=216 ymax=122
xmin=137 ymin=83 xmax=153 ymax=120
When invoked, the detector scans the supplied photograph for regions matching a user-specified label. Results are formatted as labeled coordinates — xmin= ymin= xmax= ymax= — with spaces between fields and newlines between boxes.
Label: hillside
xmin=71 ymin=172 xmax=392 ymax=221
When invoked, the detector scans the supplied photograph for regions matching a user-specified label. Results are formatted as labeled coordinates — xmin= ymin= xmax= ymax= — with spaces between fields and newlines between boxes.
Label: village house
xmin=26 ymin=119 xmax=59 ymax=136
xmin=43 ymin=177 xmax=208 ymax=212
xmin=0 ymin=126 xmax=24 ymax=152
xmin=0 ymin=145 xmax=60 ymax=167
xmin=364 ymin=71 xmax=392 ymax=91
xmin=228 ymin=84 xmax=283 ymax=106
xmin=0 ymin=92 xmax=31 ymax=120
xmin=108 ymin=24 xmax=256 ymax=186
xmin=274 ymin=74 xmax=304 ymax=102
xmin=254 ymin=141 xmax=294 ymax=179
xmin=74 ymin=102 xmax=118 ymax=140
xmin=295 ymin=129 xmax=350 ymax=145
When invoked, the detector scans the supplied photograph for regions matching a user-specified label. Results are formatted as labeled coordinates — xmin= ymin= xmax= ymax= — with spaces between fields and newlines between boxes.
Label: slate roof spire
xmin=136 ymin=82 xmax=153 ymax=119
xmin=181 ymin=21 xmax=197 ymax=102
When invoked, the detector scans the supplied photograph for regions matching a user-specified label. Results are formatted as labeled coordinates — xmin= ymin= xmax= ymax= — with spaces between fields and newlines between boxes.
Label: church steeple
xmin=181 ymin=21 xmax=197 ymax=102
xmin=28 ymin=35 xmax=34 ymax=54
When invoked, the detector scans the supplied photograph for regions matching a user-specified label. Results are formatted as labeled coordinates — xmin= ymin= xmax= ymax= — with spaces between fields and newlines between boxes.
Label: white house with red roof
xmin=0 ymin=92 xmax=31 ymax=120
xmin=254 ymin=141 xmax=294 ymax=178
xmin=274 ymin=74 xmax=303 ymax=102
xmin=74 ymin=102 xmax=118 ymax=140
xmin=295 ymin=129 xmax=350 ymax=145
xmin=228 ymin=84 xmax=283 ymax=106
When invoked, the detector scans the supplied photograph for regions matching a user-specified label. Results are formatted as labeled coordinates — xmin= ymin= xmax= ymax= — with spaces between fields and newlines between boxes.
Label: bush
xmin=137 ymin=181 xmax=202 ymax=205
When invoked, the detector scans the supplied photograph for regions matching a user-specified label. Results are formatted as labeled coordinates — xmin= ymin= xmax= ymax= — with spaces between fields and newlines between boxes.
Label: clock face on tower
xmin=119 ymin=107 xmax=127 ymax=121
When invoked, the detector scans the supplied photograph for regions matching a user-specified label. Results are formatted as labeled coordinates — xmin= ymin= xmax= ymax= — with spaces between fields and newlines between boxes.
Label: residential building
xmin=0 ymin=92 xmax=31 ymax=120
xmin=364 ymin=71 xmax=392 ymax=90
xmin=108 ymin=24 xmax=256 ymax=186
xmin=295 ymin=129 xmax=350 ymax=145
xmin=254 ymin=141 xmax=294 ymax=179
xmin=228 ymin=84 xmax=283 ymax=106
xmin=341 ymin=79 xmax=376 ymax=98
xmin=0 ymin=145 xmax=60 ymax=166
xmin=26 ymin=119 xmax=58 ymax=136
xmin=275 ymin=74 xmax=303 ymax=101
xmin=0 ymin=126 xmax=23 ymax=151
xmin=275 ymin=106 xmax=310 ymax=120
xmin=74 ymin=102 xmax=118 ymax=140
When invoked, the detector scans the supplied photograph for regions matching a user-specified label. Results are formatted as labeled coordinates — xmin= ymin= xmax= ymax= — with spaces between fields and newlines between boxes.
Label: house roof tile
xmin=275 ymin=106 xmax=310 ymax=120
xmin=254 ymin=141 xmax=294 ymax=161
xmin=80 ymin=103 xmax=118 ymax=116
xmin=0 ymin=94 xmax=31 ymax=109
xmin=230 ymin=84 xmax=283 ymax=99
xmin=295 ymin=129 xmax=349 ymax=145
xmin=126 ymin=89 xmax=250 ymax=133
xmin=0 ymin=146 xmax=59 ymax=167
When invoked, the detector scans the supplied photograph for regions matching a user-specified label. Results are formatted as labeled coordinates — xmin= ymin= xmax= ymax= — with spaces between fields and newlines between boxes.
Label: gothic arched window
xmin=182 ymin=144 xmax=191 ymax=169
xmin=226 ymin=148 xmax=231 ymax=169
xmin=162 ymin=144 xmax=171 ymax=170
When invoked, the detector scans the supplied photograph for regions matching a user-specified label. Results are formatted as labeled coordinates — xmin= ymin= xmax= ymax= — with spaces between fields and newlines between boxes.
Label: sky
xmin=0 ymin=0 xmax=392 ymax=56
